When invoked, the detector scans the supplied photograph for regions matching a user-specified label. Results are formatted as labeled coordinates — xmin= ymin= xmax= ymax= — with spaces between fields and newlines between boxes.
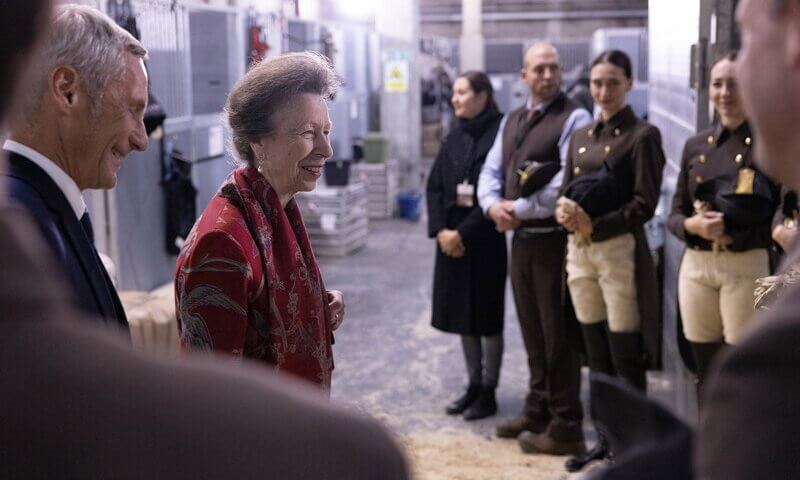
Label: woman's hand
xmin=327 ymin=290 xmax=345 ymax=331
xmin=437 ymin=229 xmax=465 ymax=258
xmin=773 ymin=224 xmax=797 ymax=251
xmin=555 ymin=204 xmax=569 ymax=225
xmin=556 ymin=198 xmax=591 ymax=235
xmin=685 ymin=211 xmax=726 ymax=241
xmin=573 ymin=206 xmax=593 ymax=236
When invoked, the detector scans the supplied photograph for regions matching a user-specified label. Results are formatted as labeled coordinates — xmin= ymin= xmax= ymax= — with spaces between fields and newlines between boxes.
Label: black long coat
xmin=426 ymin=107 xmax=507 ymax=336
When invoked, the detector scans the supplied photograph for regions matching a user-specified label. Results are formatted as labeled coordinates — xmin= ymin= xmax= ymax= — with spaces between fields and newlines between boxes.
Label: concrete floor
xmin=319 ymin=218 xmax=584 ymax=479
xmin=119 ymin=204 xmax=680 ymax=478
xmin=323 ymin=218 xmax=531 ymax=435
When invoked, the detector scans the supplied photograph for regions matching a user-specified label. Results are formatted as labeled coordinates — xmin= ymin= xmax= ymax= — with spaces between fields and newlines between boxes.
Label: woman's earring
xmin=257 ymin=155 xmax=265 ymax=174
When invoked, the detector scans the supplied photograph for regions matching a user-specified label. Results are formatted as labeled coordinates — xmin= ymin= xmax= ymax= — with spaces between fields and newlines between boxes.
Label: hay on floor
xmin=401 ymin=432 xmax=569 ymax=480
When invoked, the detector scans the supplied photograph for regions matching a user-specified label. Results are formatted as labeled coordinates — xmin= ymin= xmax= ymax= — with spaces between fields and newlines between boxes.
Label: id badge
xmin=456 ymin=181 xmax=475 ymax=207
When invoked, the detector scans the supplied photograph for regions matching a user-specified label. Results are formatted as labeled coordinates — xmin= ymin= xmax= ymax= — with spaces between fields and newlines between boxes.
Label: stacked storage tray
xmin=296 ymin=182 xmax=369 ymax=257
xmin=119 ymin=283 xmax=179 ymax=357
xmin=351 ymin=159 xmax=399 ymax=219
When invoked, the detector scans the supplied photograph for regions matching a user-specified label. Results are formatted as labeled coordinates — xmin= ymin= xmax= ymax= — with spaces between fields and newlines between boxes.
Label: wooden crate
xmin=351 ymin=159 xmax=399 ymax=219
xmin=296 ymin=183 xmax=369 ymax=257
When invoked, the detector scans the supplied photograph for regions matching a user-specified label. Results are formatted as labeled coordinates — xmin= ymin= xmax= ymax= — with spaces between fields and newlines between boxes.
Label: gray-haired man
xmin=3 ymin=4 xmax=149 ymax=329
xmin=0 ymin=4 xmax=409 ymax=478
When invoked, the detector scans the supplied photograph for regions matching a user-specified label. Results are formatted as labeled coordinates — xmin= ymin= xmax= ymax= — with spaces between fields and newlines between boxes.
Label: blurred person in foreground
xmin=696 ymin=0 xmax=800 ymax=478
xmin=426 ymin=71 xmax=507 ymax=421
xmin=2 ymin=4 xmax=141 ymax=330
xmin=0 ymin=3 xmax=408 ymax=478
xmin=174 ymin=52 xmax=345 ymax=390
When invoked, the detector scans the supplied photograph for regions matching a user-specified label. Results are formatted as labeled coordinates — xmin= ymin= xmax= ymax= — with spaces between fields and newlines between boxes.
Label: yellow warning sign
xmin=384 ymin=60 xmax=409 ymax=93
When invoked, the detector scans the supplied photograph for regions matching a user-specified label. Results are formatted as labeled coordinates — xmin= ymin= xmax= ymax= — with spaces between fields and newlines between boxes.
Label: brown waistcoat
xmin=502 ymin=93 xmax=578 ymax=202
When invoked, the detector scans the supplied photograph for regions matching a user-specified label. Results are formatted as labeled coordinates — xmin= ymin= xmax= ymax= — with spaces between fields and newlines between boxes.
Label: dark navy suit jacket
xmin=3 ymin=152 xmax=127 ymax=330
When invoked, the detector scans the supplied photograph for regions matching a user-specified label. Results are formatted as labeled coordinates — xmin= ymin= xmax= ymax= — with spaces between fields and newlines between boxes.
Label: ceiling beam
xmin=421 ymin=9 xmax=648 ymax=22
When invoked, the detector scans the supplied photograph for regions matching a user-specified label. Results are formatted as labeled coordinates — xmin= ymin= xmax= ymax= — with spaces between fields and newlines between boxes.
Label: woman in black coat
xmin=426 ymin=71 xmax=507 ymax=421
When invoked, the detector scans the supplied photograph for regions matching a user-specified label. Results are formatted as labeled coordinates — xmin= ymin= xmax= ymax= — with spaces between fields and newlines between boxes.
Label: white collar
xmin=3 ymin=139 xmax=87 ymax=219
xmin=526 ymin=95 xmax=558 ymax=113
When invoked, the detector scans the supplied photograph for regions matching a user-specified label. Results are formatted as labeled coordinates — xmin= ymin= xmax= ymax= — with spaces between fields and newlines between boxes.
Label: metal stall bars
xmin=86 ymin=0 xmax=246 ymax=294
xmin=647 ymin=0 xmax=715 ymax=423
xmin=284 ymin=16 xmax=382 ymax=242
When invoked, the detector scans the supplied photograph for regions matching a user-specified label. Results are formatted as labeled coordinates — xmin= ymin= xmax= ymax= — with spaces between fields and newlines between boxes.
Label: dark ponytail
xmin=590 ymin=49 xmax=633 ymax=79
xmin=710 ymin=50 xmax=738 ymax=73
xmin=458 ymin=70 xmax=498 ymax=112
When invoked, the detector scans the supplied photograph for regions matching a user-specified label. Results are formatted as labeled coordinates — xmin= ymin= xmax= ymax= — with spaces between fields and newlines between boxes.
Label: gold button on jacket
xmin=563 ymin=105 xmax=665 ymax=243
xmin=667 ymin=121 xmax=780 ymax=252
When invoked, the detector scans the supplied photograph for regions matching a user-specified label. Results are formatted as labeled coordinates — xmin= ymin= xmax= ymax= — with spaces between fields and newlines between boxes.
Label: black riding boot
xmin=445 ymin=383 xmax=481 ymax=415
xmin=581 ymin=322 xmax=615 ymax=375
xmin=565 ymin=431 xmax=609 ymax=472
xmin=608 ymin=331 xmax=647 ymax=392
xmin=463 ymin=386 xmax=497 ymax=420
xmin=690 ymin=341 xmax=725 ymax=405
xmin=565 ymin=323 xmax=614 ymax=472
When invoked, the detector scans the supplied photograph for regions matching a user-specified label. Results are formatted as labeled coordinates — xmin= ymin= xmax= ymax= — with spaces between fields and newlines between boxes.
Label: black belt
xmin=515 ymin=226 xmax=564 ymax=239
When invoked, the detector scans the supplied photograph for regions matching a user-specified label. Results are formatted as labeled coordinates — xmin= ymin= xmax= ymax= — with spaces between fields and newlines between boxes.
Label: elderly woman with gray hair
xmin=175 ymin=52 xmax=345 ymax=390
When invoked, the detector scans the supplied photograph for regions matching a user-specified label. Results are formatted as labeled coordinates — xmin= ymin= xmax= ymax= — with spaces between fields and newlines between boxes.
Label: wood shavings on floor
xmin=401 ymin=431 xmax=569 ymax=480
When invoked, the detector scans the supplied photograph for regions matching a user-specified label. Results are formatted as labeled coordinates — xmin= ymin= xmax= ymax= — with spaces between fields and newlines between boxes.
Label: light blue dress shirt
xmin=477 ymin=97 xmax=593 ymax=220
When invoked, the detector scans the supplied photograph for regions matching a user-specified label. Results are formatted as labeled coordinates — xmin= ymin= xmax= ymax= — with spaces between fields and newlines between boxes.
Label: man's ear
xmin=49 ymin=65 xmax=81 ymax=113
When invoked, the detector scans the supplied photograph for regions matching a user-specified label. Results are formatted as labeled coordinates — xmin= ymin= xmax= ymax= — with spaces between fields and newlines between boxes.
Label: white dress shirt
xmin=3 ymin=139 xmax=86 ymax=219
xmin=477 ymin=97 xmax=593 ymax=220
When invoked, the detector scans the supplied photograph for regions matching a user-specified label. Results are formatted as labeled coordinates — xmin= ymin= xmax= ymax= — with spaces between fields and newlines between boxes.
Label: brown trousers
xmin=511 ymin=231 xmax=583 ymax=440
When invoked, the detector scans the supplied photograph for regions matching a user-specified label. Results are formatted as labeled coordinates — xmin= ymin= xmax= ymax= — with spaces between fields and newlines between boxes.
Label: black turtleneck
xmin=426 ymin=103 xmax=503 ymax=241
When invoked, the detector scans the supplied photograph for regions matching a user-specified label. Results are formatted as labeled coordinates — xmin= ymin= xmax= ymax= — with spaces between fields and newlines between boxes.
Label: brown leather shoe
xmin=494 ymin=414 xmax=549 ymax=438
xmin=517 ymin=431 xmax=586 ymax=456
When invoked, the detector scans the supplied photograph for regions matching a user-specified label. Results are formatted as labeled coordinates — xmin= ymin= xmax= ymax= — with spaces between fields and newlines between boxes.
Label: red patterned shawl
xmin=175 ymin=166 xmax=333 ymax=389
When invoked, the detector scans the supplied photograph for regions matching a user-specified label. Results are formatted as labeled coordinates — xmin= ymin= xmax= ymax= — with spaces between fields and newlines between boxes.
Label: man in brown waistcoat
xmin=478 ymin=42 xmax=592 ymax=454
xmin=696 ymin=0 xmax=800 ymax=478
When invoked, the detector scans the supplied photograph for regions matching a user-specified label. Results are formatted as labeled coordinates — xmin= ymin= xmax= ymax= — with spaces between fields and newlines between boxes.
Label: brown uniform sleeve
xmin=667 ymin=141 xmax=693 ymax=241
xmin=591 ymin=125 xmax=665 ymax=242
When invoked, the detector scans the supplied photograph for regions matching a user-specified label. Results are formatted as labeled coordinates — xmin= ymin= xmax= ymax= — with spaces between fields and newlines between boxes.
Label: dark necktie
xmin=80 ymin=211 xmax=95 ymax=245
xmin=79 ymin=209 xmax=126 ymax=326
xmin=514 ymin=108 xmax=542 ymax=149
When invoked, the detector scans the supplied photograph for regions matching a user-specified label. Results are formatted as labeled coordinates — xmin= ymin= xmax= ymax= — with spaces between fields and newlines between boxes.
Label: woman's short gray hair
xmin=226 ymin=51 xmax=341 ymax=164
xmin=24 ymin=4 xmax=146 ymax=120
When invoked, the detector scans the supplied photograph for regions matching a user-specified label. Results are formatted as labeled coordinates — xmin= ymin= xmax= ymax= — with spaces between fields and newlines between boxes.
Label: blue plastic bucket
xmin=397 ymin=191 xmax=422 ymax=221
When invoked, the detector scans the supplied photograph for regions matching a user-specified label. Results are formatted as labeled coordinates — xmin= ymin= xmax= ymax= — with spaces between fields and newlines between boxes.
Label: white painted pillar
xmin=375 ymin=0 xmax=422 ymax=188
xmin=460 ymin=0 xmax=484 ymax=72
